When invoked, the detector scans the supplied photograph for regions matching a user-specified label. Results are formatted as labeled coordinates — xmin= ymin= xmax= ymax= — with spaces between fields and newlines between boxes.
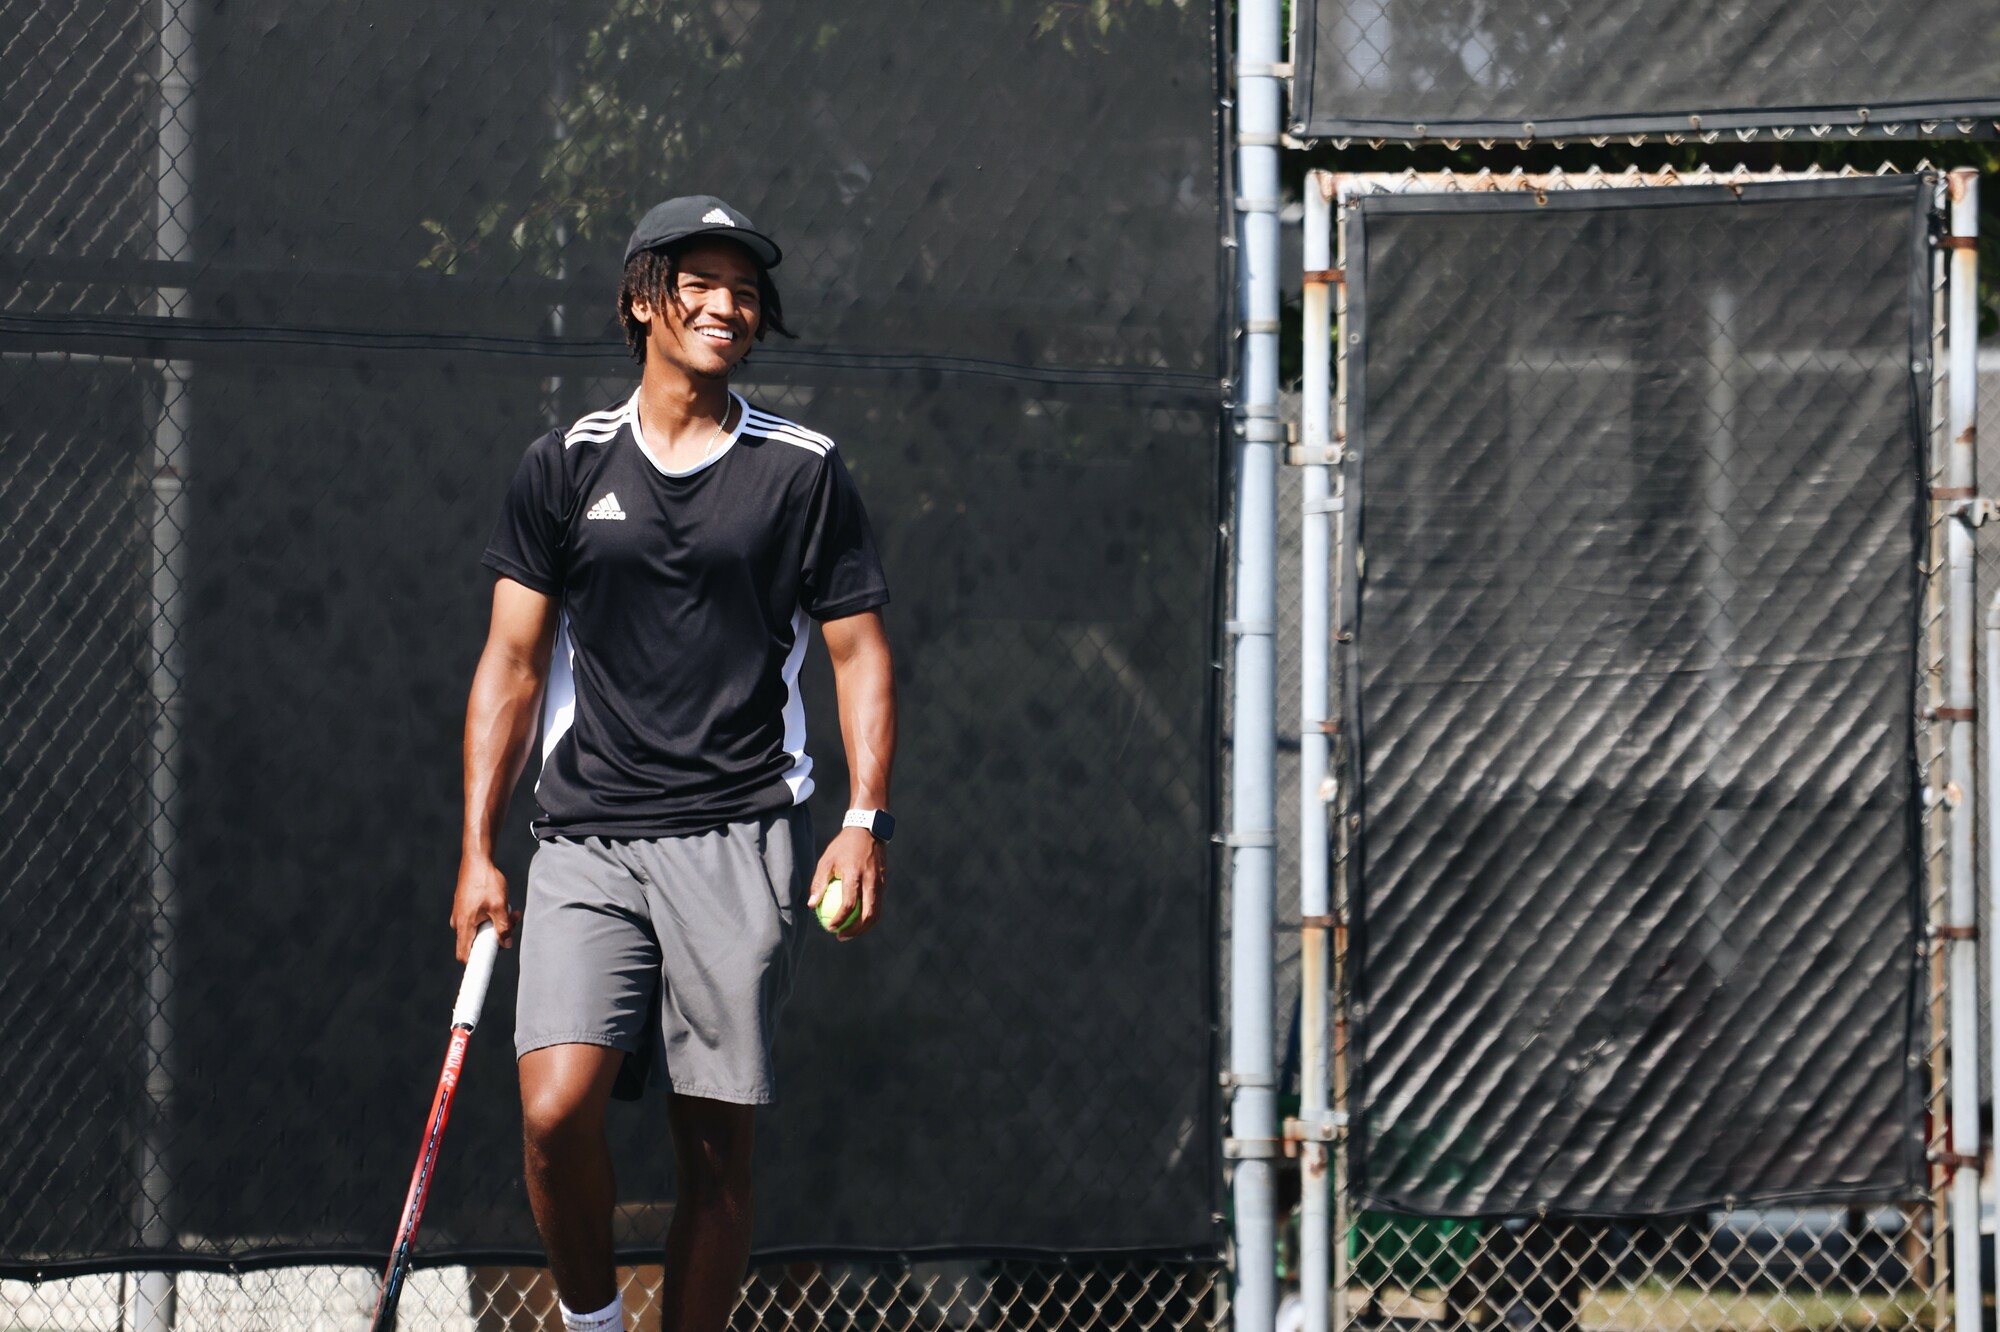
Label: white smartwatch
xmin=843 ymin=808 xmax=896 ymax=842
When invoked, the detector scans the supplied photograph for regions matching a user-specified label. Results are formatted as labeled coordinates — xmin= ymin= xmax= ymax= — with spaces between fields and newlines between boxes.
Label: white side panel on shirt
xmin=539 ymin=613 xmax=578 ymax=783
xmin=778 ymin=606 xmax=815 ymax=803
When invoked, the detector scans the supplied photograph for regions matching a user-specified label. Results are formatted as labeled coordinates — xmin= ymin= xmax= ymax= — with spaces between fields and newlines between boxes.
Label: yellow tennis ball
xmin=816 ymin=873 xmax=862 ymax=933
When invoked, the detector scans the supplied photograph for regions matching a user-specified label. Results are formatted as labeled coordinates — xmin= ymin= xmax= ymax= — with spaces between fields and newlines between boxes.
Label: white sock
xmin=558 ymin=1295 xmax=623 ymax=1332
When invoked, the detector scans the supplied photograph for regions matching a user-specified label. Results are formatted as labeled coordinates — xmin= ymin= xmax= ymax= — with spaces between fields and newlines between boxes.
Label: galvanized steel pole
xmin=1228 ymin=0 xmax=1282 ymax=1325
xmin=137 ymin=3 xmax=195 ymax=1329
xmin=543 ymin=18 xmax=572 ymax=431
xmin=1294 ymin=173 xmax=1337 ymax=1332
xmin=1940 ymin=166 xmax=1981 ymax=1332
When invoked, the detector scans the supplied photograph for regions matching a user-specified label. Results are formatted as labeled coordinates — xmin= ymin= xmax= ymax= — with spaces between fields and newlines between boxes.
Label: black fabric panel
xmin=1294 ymin=0 xmax=2000 ymax=139
xmin=0 ymin=0 xmax=1224 ymax=1269
xmin=17 ymin=0 xmax=1219 ymax=378
xmin=0 ymin=360 xmax=1222 ymax=1269
xmin=0 ymin=360 xmax=153 ymax=1259
xmin=168 ymin=367 xmax=1220 ymax=1260
xmin=1341 ymin=178 xmax=1931 ymax=1216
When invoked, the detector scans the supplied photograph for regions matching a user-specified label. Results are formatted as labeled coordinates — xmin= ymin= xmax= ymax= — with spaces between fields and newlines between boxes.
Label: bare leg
xmin=660 ymin=1094 xmax=757 ymax=1332
xmin=520 ymin=1044 xmax=627 ymax=1315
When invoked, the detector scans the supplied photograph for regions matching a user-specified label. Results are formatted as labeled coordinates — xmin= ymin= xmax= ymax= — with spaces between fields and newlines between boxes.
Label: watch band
xmin=843 ymin=808 xmax=895 ymax=842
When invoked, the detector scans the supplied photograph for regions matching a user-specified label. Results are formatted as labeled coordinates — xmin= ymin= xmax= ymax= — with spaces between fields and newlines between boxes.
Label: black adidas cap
xmin=623 ymin=195 xmax=782 ymax=269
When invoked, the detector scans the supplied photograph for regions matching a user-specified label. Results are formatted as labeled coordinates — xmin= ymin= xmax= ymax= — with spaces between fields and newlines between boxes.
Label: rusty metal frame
xmin=1306 ymin=162 xmax=1965 ymax=1332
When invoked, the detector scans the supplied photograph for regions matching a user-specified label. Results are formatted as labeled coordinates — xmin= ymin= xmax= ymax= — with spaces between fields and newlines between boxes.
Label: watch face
xmin=872 ymin=810 xmax=896 ymax=842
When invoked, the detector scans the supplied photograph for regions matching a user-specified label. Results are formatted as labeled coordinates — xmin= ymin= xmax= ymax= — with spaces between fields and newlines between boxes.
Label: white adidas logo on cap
xmin=701 ymin=207 xmax=735 ymax=226
xmin=586 ymin=492 xmax=626 ymax=520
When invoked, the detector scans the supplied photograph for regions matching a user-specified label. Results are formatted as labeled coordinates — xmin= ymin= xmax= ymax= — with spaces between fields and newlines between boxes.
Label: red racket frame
xmin=369 ymin=924 xmax=498 ymax=1332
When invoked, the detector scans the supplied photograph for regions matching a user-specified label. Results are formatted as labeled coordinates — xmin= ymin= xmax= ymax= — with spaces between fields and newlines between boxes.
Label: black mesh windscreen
xmin=1341 ymin=177 xmax=1931 ymax=1217
xmin=1294 ymin=0 xmax=2000 ymax=140
xmin=0 ymin=359 xmax=154 ymax=1257
xmin=0 ymin=0 xmax=1223 ymax=1269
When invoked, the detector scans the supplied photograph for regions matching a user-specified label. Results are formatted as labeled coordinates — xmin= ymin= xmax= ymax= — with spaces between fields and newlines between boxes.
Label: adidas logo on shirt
xmin=586 ymin=492 xmax=626 ymax=521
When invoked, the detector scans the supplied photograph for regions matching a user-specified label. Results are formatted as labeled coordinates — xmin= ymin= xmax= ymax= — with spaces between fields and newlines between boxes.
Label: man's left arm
xmin=811 ymin=608 xmax=896 ymax=940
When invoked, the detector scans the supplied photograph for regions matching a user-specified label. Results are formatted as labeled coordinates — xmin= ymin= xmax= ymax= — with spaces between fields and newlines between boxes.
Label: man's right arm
xmin=451 ymin=576 xmax=558 ymax=961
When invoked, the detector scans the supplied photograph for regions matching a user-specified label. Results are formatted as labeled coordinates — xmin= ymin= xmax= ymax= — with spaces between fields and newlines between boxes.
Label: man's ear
xmin=628 ymin=296 xmax=655 ymax=326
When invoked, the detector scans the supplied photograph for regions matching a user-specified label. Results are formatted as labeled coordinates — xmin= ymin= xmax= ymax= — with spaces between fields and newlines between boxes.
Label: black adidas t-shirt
xmin=481 ymin=391 xmax=889 ymax=838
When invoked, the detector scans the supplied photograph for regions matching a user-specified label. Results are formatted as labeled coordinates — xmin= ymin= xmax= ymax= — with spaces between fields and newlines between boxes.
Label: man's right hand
xmin=452 ymin=854 xmax=520 ymax=961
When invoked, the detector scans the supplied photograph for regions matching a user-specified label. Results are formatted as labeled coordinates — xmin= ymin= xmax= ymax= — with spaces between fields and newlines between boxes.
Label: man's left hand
xmin=809 ymin=825 xmax=886 ymax=941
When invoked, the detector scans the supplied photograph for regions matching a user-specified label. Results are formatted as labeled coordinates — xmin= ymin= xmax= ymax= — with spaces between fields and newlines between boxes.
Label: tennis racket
xmin=368 ymin=921 xmax=502 ymax=1332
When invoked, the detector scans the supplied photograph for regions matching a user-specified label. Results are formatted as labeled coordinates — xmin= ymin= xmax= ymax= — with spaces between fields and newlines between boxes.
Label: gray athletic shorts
xmin=514 ymin=807 xmax=811 ymax=1105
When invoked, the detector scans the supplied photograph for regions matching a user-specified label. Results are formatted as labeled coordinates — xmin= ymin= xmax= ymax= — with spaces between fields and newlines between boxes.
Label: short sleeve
xmin=481 ymin=432 xmax=567 ymax=595
xmin=800 ymin=450 xmax=890 ymax=620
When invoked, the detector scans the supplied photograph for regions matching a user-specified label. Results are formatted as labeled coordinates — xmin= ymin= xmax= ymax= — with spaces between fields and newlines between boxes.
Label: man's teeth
xmin=698 ymin=328 xmax=735 ymax=342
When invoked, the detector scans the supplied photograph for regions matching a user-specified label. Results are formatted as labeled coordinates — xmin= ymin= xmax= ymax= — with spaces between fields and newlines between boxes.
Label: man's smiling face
xmin=632 ymin=237 xmax=764 ymax=381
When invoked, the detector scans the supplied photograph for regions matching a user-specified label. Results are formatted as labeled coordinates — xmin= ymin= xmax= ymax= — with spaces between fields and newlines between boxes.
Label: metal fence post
xmin=1228 ymin=0 xmax=1282 ymax=1325
xmin=1939 ymin=165 xmax=1981 ymax=1332
xmin=542 ymin=14 xmax=572 ymax=430
xmin=1328 ymin=179 xmax=1352 ymax=1332
xmin=1294 ymin=172 xmax=1337 ymax=1332
xmin=137 ymin=2 xmax=196 ymax=1328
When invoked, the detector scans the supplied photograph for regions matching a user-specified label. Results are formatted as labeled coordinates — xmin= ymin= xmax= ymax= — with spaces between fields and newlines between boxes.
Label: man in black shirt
xmin=452 ymin=196 xmax=896 ymax=1332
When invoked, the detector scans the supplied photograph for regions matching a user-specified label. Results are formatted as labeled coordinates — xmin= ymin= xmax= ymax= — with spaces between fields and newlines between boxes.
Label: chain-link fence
xmin=1 ymin=1260 xmax=1228 ymax=1332
xmin=8 ymin=1 xmax=1993 ymax=1330
xmin=1290 ymin=0 xmax=2000 ymax=141
xmin=0 ymin=0 xmax=1229 ymax=1323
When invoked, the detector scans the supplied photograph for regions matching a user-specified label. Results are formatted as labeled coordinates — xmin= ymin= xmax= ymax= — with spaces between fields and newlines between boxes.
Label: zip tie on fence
xmin=1286 ymin=444 xmax=1342 ymax=466
xmin=1243 ymin=319 xmax=1282 ymax=334
xmin=1941 ymin=236 xmax=1979 ymax=250
xmin=1219 ymin=1071 xmax=1275 ymax=1090
xmin=1931 ymin=485 xmax=1977 ymax=500
xmin=1935 ymin=924 xmax=1978 ymax=941
xmin=1234 ymin=196 xmax=1283 ymax=213
xmin=1233 ymin=61 xmax=1292 ymax=80
xmin=1214 ymin=828 xmax=1275 ymax=847
xmin=1224 ymin=620 xmax=1274 ymax=637
xmin=1926 ymin=706 xmax=1976 ymax=721
xmin=1237 ymin=132 xmax=1281 ymax=147
xmin=1302 ymin=268 xmax=1344 ymax=285
xmin=1303 ymin=495 xmax=1343 ymax=514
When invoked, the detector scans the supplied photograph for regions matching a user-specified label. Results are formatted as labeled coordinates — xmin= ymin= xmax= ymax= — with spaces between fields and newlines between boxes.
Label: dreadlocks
xmin=616 ymin=243 xmax=794 ymax=365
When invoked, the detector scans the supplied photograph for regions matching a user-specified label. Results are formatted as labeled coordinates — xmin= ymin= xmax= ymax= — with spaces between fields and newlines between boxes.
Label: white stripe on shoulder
xmin=763 ymin=430 xmax=829 ymax=458
xmin=745 ymin=410 xmax=836 ymax=456
xmin=562 ymin=404 xmax=627 ymax=449
xmin=745 ymin=409 xmax=835 ymax=448
xmin=567 ymin=406 xmax=621 ymax=429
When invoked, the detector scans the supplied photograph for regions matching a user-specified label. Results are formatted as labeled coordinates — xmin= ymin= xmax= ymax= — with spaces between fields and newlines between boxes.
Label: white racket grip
xmin=452 ymin=923 xmax=501 ymax=1031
